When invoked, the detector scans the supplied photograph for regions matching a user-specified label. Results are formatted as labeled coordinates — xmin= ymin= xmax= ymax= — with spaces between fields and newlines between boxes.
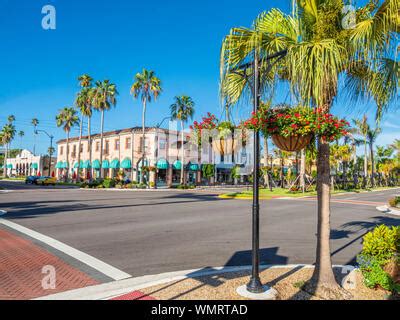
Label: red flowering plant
xmin=243 ymin=105 xmax=350 ymax=142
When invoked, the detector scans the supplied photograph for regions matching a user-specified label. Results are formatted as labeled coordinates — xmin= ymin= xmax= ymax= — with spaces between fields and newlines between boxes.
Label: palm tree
xmin=18 ymin=131 xmax=24 ymax=149
xmin=353 ymin=115 xmax=369 ymax=179
xmin=31 ymin=118 xmax=39 ymax=155
xmin=7 ymin=115 xmax=15 ymax=124
xmin=1 ymin=124 xmax=16 ymax=178
xmin=390 ymin=139 xmax=400 ymax=165
xmin=131 ymin=69 xmax=162 ymax=184
xmin=56 ymin=107 xmax=79 ymax=181
xmin=76 ymin=74 xmax=94 ymax=181
xmin=220 ymin=0 xmax=398 ymax=296
xmin=366 ymin=125 xmax=381 ymax=187
xmin=170 ymin=96 xmax=195 ymax=185
xmin=93 ymin=80 xmax=118 ymax=179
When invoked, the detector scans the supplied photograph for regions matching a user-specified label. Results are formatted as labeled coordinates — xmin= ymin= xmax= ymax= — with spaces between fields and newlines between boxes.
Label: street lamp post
xmin=232 ymin=49 xmax=287 ymax=297
xmin=35 ymin=129 xmax=54 ymax=176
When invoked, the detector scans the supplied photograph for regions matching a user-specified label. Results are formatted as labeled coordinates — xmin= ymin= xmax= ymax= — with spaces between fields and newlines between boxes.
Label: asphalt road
xmin=1 ymin=180 xmax=399 ymax=277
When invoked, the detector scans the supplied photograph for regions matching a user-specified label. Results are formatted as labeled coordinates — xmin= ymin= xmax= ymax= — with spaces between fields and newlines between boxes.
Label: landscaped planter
xmin=271 ymin=134 xmax=312 ymax=152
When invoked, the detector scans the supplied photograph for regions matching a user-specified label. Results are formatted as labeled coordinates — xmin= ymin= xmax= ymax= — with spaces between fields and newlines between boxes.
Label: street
xmin=1 ymin=181 xmax=399 ymax=280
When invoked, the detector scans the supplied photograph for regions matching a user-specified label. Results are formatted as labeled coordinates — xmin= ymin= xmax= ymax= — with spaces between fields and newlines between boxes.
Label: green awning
xmin=110 ymin=159 xmax=120 ymax=169
xmin=31 ymin=163 xmax=39 ymax=169
xmin=92 ymin=159 xmax=101 ymax=169
xmin=74 ymin=160 xmax=84 ymax=168
xmin=82 ymin=160 xmax=91 ymax=169
xmin=188 ymin=162 xmax=199 ymax=171
xmin=121 ymin=158 xmax=132 ymax=169
xmin=55 ymin=161 xmax=63 ymax=169
xmin=102 ymin=160 xmax=110 ymax=169
xmin=156 ymin=159 xmax=168 ymax=170
xmin=6 ymin=164 xmax=13 ymax=169
xmin=173 ymin=160 xmax=181 ymax=170
xmin=63 ymin=161 xmax=69 ymax=168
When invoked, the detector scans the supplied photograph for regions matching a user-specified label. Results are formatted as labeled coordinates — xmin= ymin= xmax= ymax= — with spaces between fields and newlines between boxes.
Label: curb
xmin=35 ymin=264 xmax=354 ymax=300
xmin=376 ymin=205 xmax=400 ymax=216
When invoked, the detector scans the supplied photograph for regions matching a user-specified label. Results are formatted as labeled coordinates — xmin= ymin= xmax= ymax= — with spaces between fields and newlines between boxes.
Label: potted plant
xmin=244 ymin=106 xmax=350 ymax=152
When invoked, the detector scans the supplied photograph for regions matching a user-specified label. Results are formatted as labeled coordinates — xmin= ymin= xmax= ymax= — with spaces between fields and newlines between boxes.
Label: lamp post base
xmin=236 ymin=284 xmax=278 ymax=300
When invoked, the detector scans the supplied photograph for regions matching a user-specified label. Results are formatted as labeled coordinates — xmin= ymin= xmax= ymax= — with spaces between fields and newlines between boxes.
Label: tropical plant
xmin=56 ymin=107 xmax=79 ymax=181
xmin=390 ymin=139 xmax=400 ymax=165
xmin=18 ymin=131 xmax=24 ymax=149
xmin=131 ymin=69 xmax=162 ymax=184
xmin=1 ymin=124 xmax=16 ymax=178
xmin=76 ymin=74 xmax=94 ymax=180
xmin=93 ymin=80 xmax=118 ymax=178
xmin=353 ymin=115 xmax=369 ymax=178
xmin=7 ymin=115 xmax=15 ymax=124
xmin=220 ymin=0 xmax=398 ymax=296
xmin=170 ymin=95 xmax=195 ymax=185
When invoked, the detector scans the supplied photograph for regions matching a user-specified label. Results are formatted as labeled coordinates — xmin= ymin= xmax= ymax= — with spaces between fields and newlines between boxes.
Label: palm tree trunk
xmin=88 ymin=117 xmax=92 ymax=180
xmin=370 ymin=144 xmax=375 ymax=188
xmin=77 ymin=113 xmax=83 ymax=182
xmin=4 ymin=143 xmax=8 ymax=178
xmin=66 ymin=132 xmax=70 ymax=182
xmin=364 ymin=140 xmax=368 ymax=180
xmin=141 ymin=100 xmax=147 ymax=184
xmin=99 ymin=110 xmax=104 ymax=179
xmin=300 ymin=148 xmax=306 ymax=192
xmin=181 ymin=120 xmax=185 ymax=185
xmin=263 ymin=137 xmax=270 ymax=188
xmin=197 ymin=142 xmax=202 ymax=185
xmin=310 ymin=137 xmax=339 ymax=295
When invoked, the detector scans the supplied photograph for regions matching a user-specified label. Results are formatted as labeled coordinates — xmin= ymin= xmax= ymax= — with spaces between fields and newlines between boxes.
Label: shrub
xmin=136 ymin=183 xmax=147 ymax=189
xmin=102 ymin=178 xmax=116 ymax=188
xmin=389 ymin=196 xmax=400 ymax=208
xmin=357 ymin=225 xmax=400 ymax=293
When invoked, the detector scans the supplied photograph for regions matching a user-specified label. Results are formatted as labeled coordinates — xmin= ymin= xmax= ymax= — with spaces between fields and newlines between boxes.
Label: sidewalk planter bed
xmin=357 ymin=225 xmax=400 ymax=295
xmin=243 ymin=105 xmax=350 ymax=151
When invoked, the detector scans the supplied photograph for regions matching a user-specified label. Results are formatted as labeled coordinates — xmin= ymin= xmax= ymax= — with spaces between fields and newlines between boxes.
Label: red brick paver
xmin=0 ymin=227 xmax=99 ymax=300
xmin=110 ymin=290 xmax=155 ymax=300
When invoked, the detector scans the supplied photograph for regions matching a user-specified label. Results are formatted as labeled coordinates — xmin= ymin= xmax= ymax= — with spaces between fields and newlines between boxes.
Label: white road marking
xmin=0 ymin=218 xmax=131 ymax=281
xmin=0 ymin=210 xmax=7 ymax=216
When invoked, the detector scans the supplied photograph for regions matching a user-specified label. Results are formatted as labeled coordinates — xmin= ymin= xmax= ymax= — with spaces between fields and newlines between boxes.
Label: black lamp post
xmin=231 ymin=49 xmax=287 ymax=294
xmin=35 ymin=129 xmax=54 ymax=176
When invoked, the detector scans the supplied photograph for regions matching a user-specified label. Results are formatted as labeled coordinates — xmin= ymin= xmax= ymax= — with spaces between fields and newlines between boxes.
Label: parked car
xmin=36 ymin=176 xmax=57 ymax=186
xmin=25 ymin=176 xmax=39 ymax=184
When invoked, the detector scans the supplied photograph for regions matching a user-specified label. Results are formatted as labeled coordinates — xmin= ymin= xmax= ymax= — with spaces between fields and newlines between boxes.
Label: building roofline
xmin=56 ymin=127 xmax=176 ymax=144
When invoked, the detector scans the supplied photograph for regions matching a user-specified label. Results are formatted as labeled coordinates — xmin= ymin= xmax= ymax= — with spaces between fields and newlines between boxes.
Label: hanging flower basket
xmin=243 ymin=105 xmax=350 ymax=152
xmin=272 ymin=134 xmax=313 ymax=152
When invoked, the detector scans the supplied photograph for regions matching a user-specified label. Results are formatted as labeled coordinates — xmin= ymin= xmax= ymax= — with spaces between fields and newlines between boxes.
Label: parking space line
xmin=0 ymin=218 xmax=131 ymax=281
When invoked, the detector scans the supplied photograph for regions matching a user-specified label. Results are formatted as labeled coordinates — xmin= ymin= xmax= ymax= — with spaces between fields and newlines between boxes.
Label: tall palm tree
xmin=7 ymin=115 xmax=15 ymax=124
xmin=56 ymin=107 xmax=79 ymax=181
xmin=390 ymin=139 xmax=400 ymax=165
xmin=131 ymin=69 xmax=162 ymax=184
xmin=220 ymin=0 xmax=398 ymax=296
xmin=170 ymin=96 xmax=195 ymax=185
xmin=18 ymin=131 xmax=24 ymax=149
xmin=353 ymin=115 xmax=369 ymax=179
xmin=1 ymin=124 xmax=16 ymax=178
xmin=31 ymin=118 xmax=39 ymax=156
xmin=76 ymin=74 xmax=94 ymax=180
xmin=93 ymin=80 xmax=118 ymax=178
xmin=366 ymin=125 xmax=381 ymax=187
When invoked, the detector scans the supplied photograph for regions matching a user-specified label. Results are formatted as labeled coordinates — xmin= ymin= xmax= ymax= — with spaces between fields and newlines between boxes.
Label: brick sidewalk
xmin=0 ymin=226 xmax=99 ymax=300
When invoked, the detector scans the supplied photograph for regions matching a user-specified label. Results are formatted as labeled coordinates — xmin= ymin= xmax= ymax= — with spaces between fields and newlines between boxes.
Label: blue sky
xmin=0 ymin=0 xmax=398 ymax=155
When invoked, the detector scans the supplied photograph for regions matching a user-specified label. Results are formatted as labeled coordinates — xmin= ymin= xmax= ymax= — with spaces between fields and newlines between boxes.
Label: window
xmin=80 ymin=144 xmax=83 ymax=153
xmin=105 ymin=141 xmax=109 ymax=154
xmin=115 ymin=139 xmax=120 ymax=151
xmin=72 ymin=145 xmax=76 ymax=156
xmin=96 ymin=142 xmax=100 ymax=152
xmin=159 ymin=139 xmax=166 ymax=150
xmin=60 ymin=146 xmax=63 ymax=155
xmin=125 ymin=137 xmax=131 ymax=149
